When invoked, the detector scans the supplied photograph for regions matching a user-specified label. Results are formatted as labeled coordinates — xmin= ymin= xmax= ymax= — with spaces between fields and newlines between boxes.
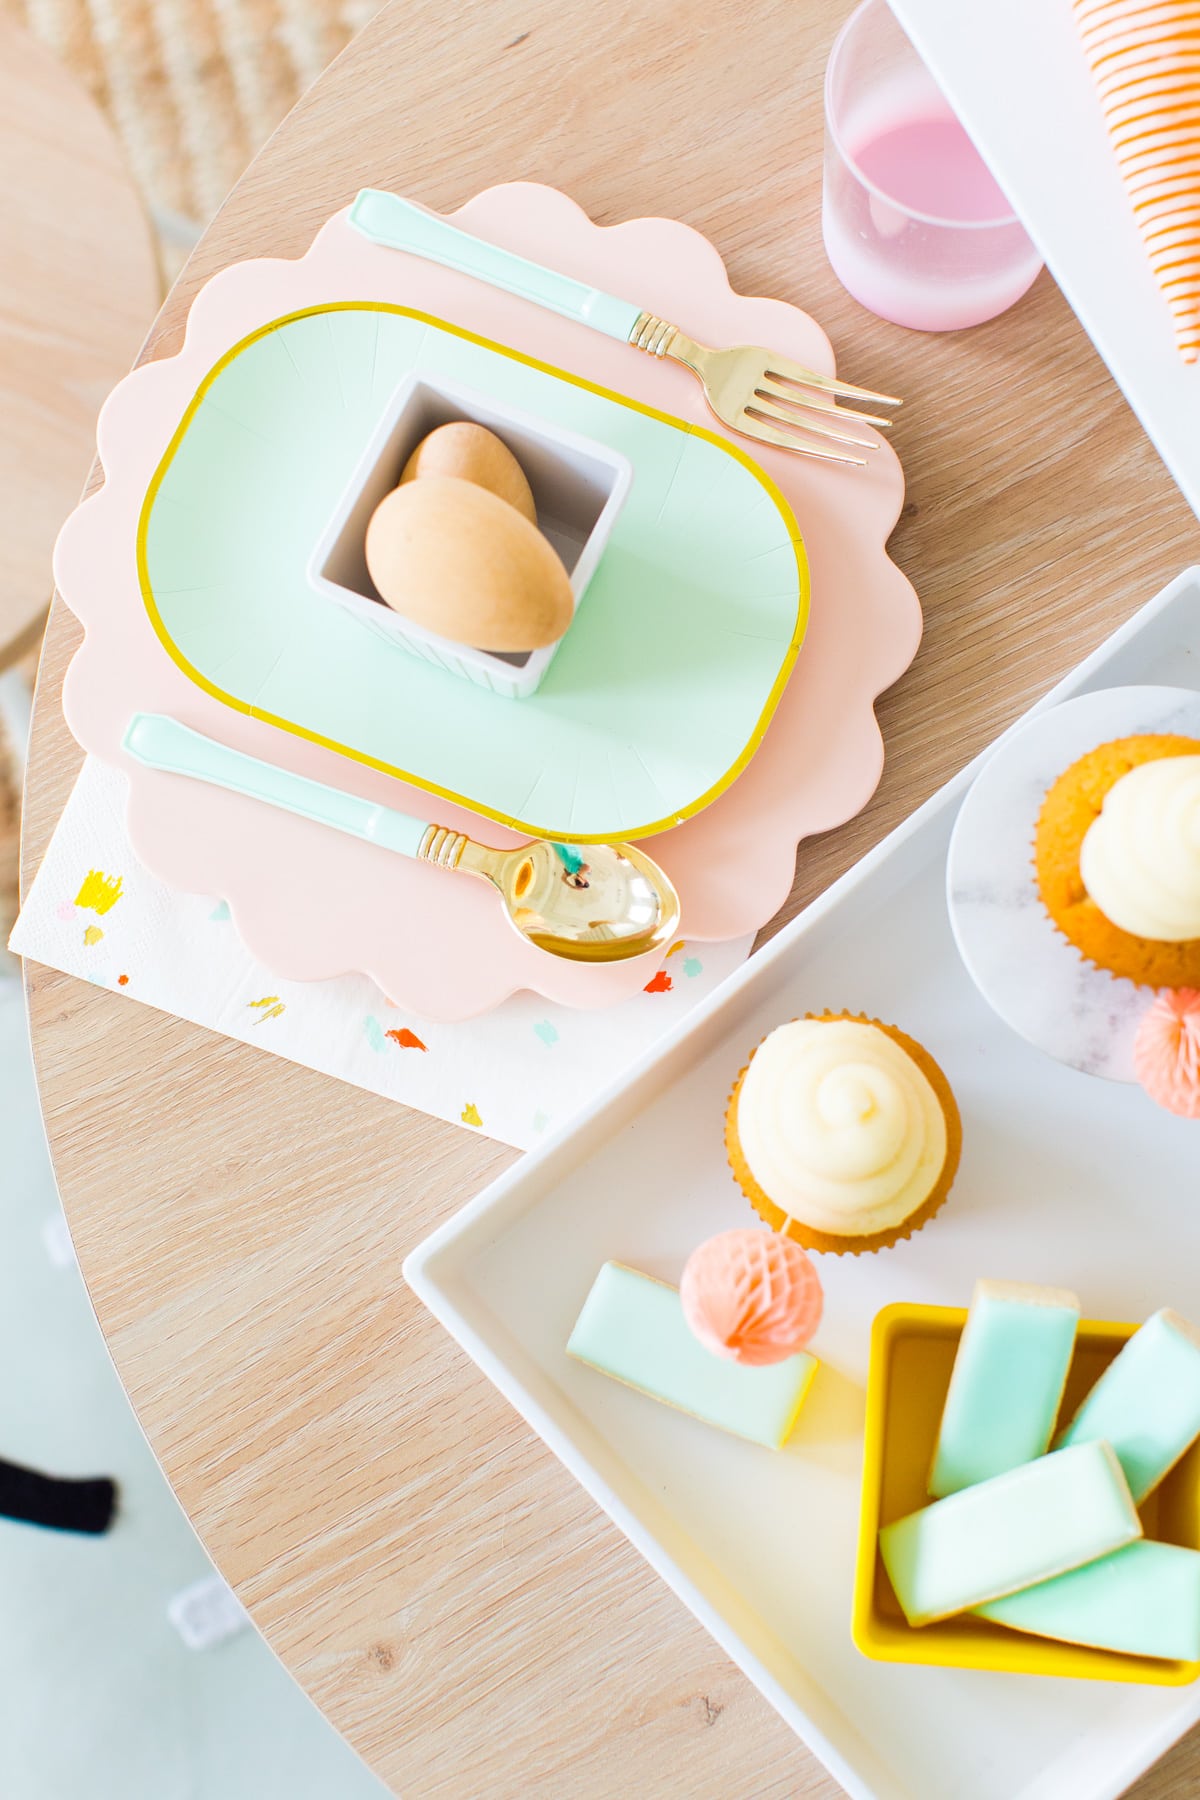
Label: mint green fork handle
xmin=123 ymin=714 xmax=431 ymax=859
xmin=349 ymin=189 xmax=643 ymax=343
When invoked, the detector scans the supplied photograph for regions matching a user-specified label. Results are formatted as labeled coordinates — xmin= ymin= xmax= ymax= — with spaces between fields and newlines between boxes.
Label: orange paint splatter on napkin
xmin=644 ymin=970 xmax=672 ymax=994
xmin=386 ymin=1028 xmax=427 ymax=1050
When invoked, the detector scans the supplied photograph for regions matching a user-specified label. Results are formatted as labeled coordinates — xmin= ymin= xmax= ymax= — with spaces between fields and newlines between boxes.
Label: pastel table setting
xmin=13 ymin=176 xmax=918 ymax=1144
xmin=13 ymin=3 xmax=1200 ymax=1800
xmin=30 ymin=181 xmax=916 ymax=1022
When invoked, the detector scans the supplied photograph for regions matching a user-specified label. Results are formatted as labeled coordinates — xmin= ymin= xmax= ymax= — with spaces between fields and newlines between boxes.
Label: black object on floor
xmin=0 ymin=1457 xmax=117 ymax=1534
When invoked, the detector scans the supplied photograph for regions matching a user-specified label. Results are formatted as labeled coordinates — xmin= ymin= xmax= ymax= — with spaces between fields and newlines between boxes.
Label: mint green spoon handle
xmin=348 ymin=189 xmax=642 ymax=342
xmin=123 ymin=714 xmax=429 ymax=858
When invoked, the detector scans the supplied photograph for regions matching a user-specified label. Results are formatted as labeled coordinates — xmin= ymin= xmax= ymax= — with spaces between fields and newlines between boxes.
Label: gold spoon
xmin=418 ymin=824 xmax=679 ymax=962
xmin=124 ymin=713 xmax=681 ymax=964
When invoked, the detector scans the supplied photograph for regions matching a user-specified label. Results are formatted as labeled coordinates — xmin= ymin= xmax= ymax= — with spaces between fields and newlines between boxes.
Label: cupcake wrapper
xmin=724 ymin=1011 xmax=962 ymax=1257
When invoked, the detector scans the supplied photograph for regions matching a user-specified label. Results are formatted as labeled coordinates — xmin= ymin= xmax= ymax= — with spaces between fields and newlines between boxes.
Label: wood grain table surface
xmin=0 ymin=14 xmax=159 ymax=671
xmin=19 ymin=2 xmax=1200 ymax=1795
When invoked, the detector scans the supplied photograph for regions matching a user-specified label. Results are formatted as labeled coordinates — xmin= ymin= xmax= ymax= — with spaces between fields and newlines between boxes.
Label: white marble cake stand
xmin=946 ymin=684 xmax=1200 ymax=1081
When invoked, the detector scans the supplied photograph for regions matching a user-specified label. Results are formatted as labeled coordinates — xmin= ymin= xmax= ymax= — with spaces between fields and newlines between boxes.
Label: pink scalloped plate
xmin=54 ymin=184 xmax=919 ymax=1021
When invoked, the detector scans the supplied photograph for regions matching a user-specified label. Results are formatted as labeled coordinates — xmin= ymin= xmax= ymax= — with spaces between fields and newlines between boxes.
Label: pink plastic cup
xmin=822 ymin=0 xmax=1043 ymax=331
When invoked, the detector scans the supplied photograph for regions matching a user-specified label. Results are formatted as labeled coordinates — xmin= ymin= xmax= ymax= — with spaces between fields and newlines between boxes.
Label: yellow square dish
xmin=853 ymin=1302 xmax=1200 ymax=1684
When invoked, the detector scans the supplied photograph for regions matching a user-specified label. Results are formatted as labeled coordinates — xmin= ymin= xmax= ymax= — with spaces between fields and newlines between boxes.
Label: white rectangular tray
xmin=404 ymin=566 xmax=1200 ymax=1800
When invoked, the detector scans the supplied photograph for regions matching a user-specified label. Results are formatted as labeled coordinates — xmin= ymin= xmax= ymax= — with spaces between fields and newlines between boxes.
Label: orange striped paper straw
xmin=1074 ymin=0 xmax=1200 ymax=362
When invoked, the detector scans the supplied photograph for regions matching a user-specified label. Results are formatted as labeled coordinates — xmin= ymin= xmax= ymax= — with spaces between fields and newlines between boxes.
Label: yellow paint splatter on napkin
xmin=461 ymin=1102 xmax=482 ymax=1128
xmin=247 ymin=995 xmax=286 ymax=1024
xmin=82 ymin=925 xmax=104 ymax=947
xmin=75 ymin=870 xmax=124 ymax=915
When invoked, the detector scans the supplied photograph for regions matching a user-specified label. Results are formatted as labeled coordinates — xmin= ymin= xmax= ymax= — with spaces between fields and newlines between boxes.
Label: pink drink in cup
xmin=823 ymin=1 xmax=1042 ymax=331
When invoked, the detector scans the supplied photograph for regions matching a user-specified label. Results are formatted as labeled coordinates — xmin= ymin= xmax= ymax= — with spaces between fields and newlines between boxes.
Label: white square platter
xmin=404 ymin=566 xmax=1200 ymax=1800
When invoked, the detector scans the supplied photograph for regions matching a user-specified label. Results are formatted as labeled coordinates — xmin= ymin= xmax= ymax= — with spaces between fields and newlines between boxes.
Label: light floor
xmin=0 ymin=974 xmax=388 ymax=1800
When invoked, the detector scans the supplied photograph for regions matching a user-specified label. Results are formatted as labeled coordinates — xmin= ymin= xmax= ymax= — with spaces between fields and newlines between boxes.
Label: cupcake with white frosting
xmin=724 ymin=1011 xmax=962 ymax=1255
xmin=1035 ymin=735 xmax=1200 ymax=990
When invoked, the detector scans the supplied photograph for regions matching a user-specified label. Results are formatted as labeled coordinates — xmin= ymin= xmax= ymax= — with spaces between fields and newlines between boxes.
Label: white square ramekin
xmin=308 ymin=373 xmax=633 ymax=699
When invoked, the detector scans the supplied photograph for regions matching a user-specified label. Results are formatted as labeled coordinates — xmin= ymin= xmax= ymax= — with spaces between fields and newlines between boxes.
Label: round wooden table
xmin=21 ymin=3 xmax=1200 ymax=1795
xmin=0 ymin=16 xmax=159 ymax=672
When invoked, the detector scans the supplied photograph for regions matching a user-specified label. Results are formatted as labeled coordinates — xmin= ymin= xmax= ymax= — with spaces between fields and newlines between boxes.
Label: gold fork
xmin=349 ymin=190 xmax=901 ymax=469
xmin=625 ymin=312 xmax=899 ymax=466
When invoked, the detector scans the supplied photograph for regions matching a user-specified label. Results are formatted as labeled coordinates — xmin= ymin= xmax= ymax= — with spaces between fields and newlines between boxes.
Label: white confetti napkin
xmin=10 ymin=758 xmax=751 ymax=1150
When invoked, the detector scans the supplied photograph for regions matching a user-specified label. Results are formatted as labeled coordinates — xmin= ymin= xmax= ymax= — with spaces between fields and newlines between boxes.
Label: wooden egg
xmin=364 ymin=475 xmax=574 ymax=653
xmin=399 ymin=421 xmax=537 ymax=523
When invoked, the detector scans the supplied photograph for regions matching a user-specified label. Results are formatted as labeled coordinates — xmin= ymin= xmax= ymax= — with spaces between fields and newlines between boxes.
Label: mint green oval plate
xmin=139 ymin=303 xmax=808 ymax=842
